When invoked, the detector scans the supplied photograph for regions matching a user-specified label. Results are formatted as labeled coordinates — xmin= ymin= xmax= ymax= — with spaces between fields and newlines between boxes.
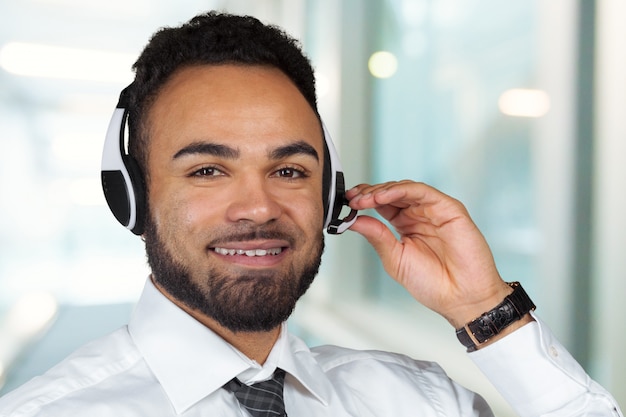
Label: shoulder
xmin=0 ymin=327 xmax=145 ymax=417
xmin=310 ymin=345 xmax=492 ymax=416
xmin=311 ymin=344 xmax=446 ymax=376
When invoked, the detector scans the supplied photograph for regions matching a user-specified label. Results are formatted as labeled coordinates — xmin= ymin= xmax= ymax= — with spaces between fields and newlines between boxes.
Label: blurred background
xmin=0 ymin=0 xmax=624 ymax=415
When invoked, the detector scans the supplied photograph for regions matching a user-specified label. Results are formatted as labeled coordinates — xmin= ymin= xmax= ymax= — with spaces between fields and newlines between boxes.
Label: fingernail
xmin=350 ymin=194 xmax=362 ymax=203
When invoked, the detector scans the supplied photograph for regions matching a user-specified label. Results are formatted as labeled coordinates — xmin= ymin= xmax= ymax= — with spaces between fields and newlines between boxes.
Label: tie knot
xmin=224 ymin=369 xmax=287 ymax=417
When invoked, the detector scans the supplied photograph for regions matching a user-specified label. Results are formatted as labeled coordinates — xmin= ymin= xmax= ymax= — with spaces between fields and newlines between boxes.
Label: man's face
xmin=143 ymin=64 xmax=325 ymax=332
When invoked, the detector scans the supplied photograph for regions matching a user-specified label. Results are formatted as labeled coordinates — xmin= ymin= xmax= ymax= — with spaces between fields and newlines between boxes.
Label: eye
xmin=274 ymin=167 xmax=307 ymax=179
xmin=190 ymin=166 xmax=224 ymax=177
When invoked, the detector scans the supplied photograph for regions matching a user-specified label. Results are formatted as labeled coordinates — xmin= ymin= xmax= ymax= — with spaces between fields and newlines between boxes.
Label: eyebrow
xmin=172 ymin=142 xmax=239 ymax=160
xmin=269 ymin=141 xmax=319 ymax=162
xmin=172 ymin=140 xmax=319 ymax=162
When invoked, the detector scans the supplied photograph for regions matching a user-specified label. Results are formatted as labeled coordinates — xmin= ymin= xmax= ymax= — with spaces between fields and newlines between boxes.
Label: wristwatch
xmin=455 ymin=282 xmax=536 ymax=352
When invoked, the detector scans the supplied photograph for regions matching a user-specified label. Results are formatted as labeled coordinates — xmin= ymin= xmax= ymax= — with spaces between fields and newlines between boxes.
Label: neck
xmin=152 ymin=279 xmax=281 ymax=364
xmin=213 ymin=325 xmax=282 ymax=364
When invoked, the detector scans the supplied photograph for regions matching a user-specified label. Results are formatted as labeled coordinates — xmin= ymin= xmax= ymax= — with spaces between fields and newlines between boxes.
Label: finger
xmin=345 ymin=183 xmax=372 ymax=199
xmin=347 ymin=185 xmax=398 ymax=212
xmin=348 ymin=215 xmax=403 ymax=271
xmin=349 ymin=181 xmax=467 ymax=228
xmin=368 ymin=181 xmax=451 ymax=208
xmin=348 ymin=181 xmax=429 ymax=209
xmin=346 ymin=180 xmax=414 ymax=199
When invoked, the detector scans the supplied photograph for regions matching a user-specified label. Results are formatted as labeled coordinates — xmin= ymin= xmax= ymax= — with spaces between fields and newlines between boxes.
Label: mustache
xmin=207 ymin=227 xmax=298 ymax=247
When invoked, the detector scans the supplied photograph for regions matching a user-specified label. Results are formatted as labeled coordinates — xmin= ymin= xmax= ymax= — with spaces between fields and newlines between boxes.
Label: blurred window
xmin=369 ymin=0 xmax=539 ymax=304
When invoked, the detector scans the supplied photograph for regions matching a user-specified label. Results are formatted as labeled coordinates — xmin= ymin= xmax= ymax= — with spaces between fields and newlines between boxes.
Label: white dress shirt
xmin=0 ymin=279 xmax=621 ymax=417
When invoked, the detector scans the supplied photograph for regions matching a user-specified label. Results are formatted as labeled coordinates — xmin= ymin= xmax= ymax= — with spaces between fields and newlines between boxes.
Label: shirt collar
xmin=128 ymin=278 xmax=330 ymax=413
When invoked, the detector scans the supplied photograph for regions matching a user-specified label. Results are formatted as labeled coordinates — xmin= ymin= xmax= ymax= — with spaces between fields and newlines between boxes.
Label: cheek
xmin=149 ymin=186 xmax=220 ymax=237
xmin=182 ymin=195 xmax=225 ymax=231
xmin=313 ymin=198 xmax=326 ymax=229
xmin=283 ymin=191 xmax=325 ymax=232
xmin=171 ymin=192 xmax=225 ymax=237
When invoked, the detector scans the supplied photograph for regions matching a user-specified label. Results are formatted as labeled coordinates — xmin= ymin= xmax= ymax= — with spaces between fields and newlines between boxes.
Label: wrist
xmin=455 ymin=282 xmax=536 ymax=352
xmin=447 ymin=281 xmax=513 ymax=329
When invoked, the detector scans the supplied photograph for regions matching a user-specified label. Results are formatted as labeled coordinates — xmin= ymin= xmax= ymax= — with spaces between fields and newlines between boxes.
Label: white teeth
xmin=214 ymin=247 xmax=282 ymax=256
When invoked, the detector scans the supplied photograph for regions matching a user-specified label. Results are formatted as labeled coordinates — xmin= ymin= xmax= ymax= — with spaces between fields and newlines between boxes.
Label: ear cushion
xmin=101 ymin=168 xmax=132 ymax=227
xmin=101 ymin=92 xmax=146 ymax=236
xmin=322 ymin=123 xmax=358 ymax=234
xmin=121 ymin=154 xmax=146 ymax=235
xmin=101 ymin=154 xmax=145 ymax=235
xmin=322 ymin=140 xmax=332 ymax=224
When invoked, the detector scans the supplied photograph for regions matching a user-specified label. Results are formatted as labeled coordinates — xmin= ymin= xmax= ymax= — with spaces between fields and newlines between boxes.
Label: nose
xmin=225 ymin=177 xmax=283 ymax=225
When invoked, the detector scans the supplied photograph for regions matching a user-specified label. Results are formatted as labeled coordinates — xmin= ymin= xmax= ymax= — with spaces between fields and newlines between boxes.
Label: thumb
xmin=348 ymin=215 xmax=402 ymax=268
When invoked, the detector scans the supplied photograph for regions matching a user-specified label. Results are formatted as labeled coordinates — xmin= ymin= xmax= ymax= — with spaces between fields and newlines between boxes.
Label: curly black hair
xmin=127 ymin=11 xmax=319 ymax=176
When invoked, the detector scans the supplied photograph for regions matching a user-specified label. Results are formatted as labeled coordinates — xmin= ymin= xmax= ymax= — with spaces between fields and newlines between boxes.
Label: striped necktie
xmin=224 ymin=369 xmax=288 ymax=417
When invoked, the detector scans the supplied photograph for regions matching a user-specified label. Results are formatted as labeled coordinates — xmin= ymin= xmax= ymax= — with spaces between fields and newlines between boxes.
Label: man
xmin=0 ymin=11 xmax=622 ymax=417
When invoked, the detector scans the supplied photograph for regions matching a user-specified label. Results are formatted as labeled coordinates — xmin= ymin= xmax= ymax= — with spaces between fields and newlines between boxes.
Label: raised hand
xmin=346 ymin=181 xmax=518 ymax=330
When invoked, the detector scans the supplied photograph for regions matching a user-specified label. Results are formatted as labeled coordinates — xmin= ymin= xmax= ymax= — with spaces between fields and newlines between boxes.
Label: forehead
xmin=145 ymin=64 xmax=324 ymax=156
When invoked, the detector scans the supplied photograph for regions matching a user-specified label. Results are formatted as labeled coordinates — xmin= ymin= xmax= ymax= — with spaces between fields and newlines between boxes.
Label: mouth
xmin=208 ymin=238 xmax=291 ymax=267
xmin=213 ymin=247 xmax=283 ymax=257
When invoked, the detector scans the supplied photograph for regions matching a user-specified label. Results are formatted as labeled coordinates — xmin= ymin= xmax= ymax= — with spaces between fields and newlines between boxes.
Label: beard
xmin=143 ymin=213 xmax=324 ymax=333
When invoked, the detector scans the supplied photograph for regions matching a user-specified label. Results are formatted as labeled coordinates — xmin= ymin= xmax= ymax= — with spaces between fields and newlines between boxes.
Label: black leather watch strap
xmin=455 ymin=282 xmax=536 ymax=352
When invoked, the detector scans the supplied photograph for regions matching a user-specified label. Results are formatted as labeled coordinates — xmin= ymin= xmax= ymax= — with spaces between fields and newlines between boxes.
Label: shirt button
xmin=549 ymin=346 xmax=559 ymax=358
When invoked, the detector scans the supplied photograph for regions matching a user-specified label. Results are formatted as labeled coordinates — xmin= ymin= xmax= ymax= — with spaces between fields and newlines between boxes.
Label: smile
xmin=213 ymin=247 xmax=283 ymax=256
